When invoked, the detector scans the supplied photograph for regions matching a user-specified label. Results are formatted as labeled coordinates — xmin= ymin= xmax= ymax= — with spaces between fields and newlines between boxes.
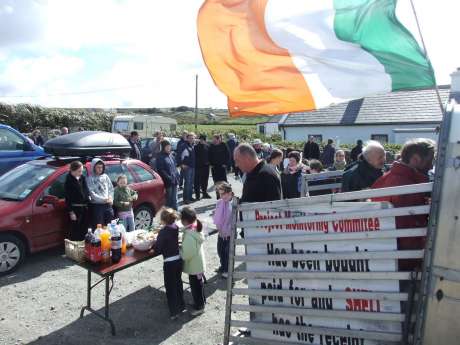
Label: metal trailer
xmin=223 ymin=69 xmax=460 ymax=345
xmin=414 ymin=69 xmax=460 ymax=345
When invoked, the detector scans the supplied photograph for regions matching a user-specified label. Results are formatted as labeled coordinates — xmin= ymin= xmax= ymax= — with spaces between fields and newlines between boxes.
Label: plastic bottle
xmin=84 ymin=228 xmax=93 ymax=260
xmin=121 ymin=233 xmax=127 ymax=255
xmin=117 ymin=223 xmax=127 ymax=255
xmin=110 ymin=220 xmax=117 ymax=236
xmin=94 ymin=224 xmax=103 ymax=240
xmin=111 ymin=228 xmax=122 ymax=263
xmin=100 ymin=227 xmax=111 ymax=263
xmin=90 ymin=237 xmax=102 ymax=263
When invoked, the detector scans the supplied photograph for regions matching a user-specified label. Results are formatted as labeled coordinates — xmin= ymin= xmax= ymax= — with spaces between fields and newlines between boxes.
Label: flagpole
xmin=409 ymin=0 xmax=444 ymax=113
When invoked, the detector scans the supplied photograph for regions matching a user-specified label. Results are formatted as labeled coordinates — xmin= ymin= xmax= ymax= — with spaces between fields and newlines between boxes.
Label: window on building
xmin=259 ymin=126 xmax=265 ymax=135
xmin=371 ymin=134 xmax=388 ymax=144
xmin=309 ymin=135 xmax=323 ymax=143
xmin=133 ymin=122 xmax=144 ymax=130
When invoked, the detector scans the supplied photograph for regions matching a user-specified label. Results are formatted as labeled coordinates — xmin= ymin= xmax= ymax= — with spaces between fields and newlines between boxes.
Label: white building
xmin=256 ymin=114 xmax=287 ymax=137
xmin=280 ymin=86 xmax=450 ymax=144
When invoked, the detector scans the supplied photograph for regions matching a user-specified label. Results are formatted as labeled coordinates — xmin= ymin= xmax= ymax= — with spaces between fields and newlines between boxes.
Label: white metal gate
xmin=224 ymin=183 xmax=432 ymax=345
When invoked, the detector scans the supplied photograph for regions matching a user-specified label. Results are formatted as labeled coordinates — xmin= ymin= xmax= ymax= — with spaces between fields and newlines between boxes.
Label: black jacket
xmin=194 ymin=142 xmax=210 ymax=168
xmin=341 ymin=159 xmax=383 ymax=193
xmin=209 ymin=142 xmax=230 ymax=167
xmin=350 ymin=145 xmax=363 ymax=162
xmin=281 ymin=170 xmax=301 ymax=199
xmin=64 ymin=173 xmax=90 ymax=212
xmin=154 ymin=224 xmax=180 ymax=259
xmin=129 ymin=139 xmax=141 ymax=160
xmin=241 ymin=161 xmax=282 ymax=203
xmin=303 ymin=141 xmax=320 ymax=160
xmin=156 ymin=152 xmax=179 ymax=188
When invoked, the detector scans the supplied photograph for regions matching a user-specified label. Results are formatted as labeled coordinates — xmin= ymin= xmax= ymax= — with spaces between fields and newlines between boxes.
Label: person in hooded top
xmin=180 ymin=206 xmax=206 ymax=316
xmin=86 ymin=158 xmax=114 ymax=229
xmin=154 ymin=207 xmax=185 ymax=320
xmin=64 ymin=161 xmax=90 ymax=240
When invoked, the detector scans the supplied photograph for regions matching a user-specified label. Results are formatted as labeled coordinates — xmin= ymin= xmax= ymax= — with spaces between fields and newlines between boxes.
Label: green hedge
xmin=0 ymin=103 xmax=115 ymax=133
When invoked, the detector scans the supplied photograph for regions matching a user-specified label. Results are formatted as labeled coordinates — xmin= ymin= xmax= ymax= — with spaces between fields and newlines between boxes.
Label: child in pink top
xmin=212 ymin=182 xmax=233 ymax=278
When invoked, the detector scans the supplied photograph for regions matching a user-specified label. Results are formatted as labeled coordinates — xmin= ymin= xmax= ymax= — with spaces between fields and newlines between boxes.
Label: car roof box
xmin=44 ymin=131 xmax=131 ymax=157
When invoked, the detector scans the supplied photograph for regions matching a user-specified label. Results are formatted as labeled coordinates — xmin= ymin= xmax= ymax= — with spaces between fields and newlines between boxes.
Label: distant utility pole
xmin=195 ymin=74 xmax=198 ymax=131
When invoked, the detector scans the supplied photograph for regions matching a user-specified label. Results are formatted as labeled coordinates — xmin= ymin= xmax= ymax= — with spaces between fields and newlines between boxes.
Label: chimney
xmin=450 ymin=68 xmax=460 ymax=96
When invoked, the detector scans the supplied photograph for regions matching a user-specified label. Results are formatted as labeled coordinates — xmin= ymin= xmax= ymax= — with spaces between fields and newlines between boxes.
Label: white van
xmin=112 ymin=114 xmax=177 ymax=137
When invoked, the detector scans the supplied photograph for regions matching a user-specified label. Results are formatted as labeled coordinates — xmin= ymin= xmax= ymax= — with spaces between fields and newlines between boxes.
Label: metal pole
xmin=223 ymin=197 xmax=239 ymax=345
xmin=195 ymin=74 xmax=198 ymax=132
xmin=409 ymin=0 xmax=444 ymax=113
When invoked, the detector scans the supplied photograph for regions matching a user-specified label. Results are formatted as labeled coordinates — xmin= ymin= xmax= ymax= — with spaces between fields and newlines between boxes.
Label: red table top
xmin=77 ymin=247 xmax=159 ymax=277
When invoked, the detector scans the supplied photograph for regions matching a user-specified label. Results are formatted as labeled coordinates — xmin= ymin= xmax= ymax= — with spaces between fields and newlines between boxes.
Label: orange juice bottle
xmin=121 ymin=233 xmax=127 ymax=255
xmin=100 ymin=228 xmax=111 ymax=263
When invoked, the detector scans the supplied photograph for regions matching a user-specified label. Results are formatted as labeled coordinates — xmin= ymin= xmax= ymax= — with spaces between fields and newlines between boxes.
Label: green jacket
xmin=113 ymin=186 xmax=138 ymax=212
xmin=180 ymin=228 xmax=206 ymax=275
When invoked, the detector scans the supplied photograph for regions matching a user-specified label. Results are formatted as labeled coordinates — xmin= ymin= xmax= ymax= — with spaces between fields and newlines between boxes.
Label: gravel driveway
xmin=0 ymin=176 xmax=247 ymax=345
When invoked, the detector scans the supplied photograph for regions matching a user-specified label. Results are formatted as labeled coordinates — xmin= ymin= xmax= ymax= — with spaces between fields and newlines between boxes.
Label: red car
xmin=0 ymin=157 xmax=165 ymax=275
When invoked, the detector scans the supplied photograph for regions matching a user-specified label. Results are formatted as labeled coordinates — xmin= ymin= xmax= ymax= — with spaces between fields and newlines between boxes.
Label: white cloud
xmin=0 ymin=55 xmax=85 ymax=101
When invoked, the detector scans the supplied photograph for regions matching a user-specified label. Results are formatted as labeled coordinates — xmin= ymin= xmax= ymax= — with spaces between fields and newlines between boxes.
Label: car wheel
xmin=134 ymin=205 xmax=154 ymax=229
xmin=0 ymin=234 xmax=26 ymax=276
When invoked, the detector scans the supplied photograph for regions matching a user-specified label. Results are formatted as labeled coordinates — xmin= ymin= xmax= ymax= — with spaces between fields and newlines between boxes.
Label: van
xmin=0 ymin=124 xmax=48 ymax=176
xmin=112 ymin=114 xmax=177 ymax=138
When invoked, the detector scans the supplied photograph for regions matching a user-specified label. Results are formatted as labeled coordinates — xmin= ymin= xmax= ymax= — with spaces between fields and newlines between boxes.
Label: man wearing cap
xmin=194 ymin=134 xmax=212 ymax=200
xmin=253 ymin=139 xmax=264 ymax=160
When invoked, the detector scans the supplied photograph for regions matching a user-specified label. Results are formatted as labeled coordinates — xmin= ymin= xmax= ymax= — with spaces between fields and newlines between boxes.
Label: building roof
xmin=257 ymin=114 xmax=287 ymax=124
xmin=282 ymin=86 xmax=450 ymax=127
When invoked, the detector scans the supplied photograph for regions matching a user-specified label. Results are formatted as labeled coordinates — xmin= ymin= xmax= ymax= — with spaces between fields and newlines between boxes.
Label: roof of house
xmin=282 ymin=86 xmax=450 ymax=127
xmin=257 ymin=114 xmax=286 ymax=124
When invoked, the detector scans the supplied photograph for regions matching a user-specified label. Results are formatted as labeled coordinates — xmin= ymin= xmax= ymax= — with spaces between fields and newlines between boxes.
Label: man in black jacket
xmin=350 ymin=139 xmax=363 ymax=162
xmin=234 ymin=144 xmax=282 ymax=203
xmin=209 ymin=134 xmax=230 ymax=184
xmin=194 ymin=134 xmax=211 ymax=200
xmin=303 ymin=136 xmax=320 ymax=160
xmin=128 ymin=131 xmax=141 ymax=160
xmin=342 ymin=140 xmax=385 ymax=192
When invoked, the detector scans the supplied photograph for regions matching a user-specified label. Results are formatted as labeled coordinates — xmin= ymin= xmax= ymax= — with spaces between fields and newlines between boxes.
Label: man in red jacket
xmin=372 ymin=138 xmax=436 ymax=271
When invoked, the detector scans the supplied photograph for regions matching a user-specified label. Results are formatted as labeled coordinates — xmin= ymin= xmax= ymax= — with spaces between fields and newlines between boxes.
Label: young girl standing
xmin=180 ymin=207 xmax=206 ymax=316
xmin=154 ymin=208 xmax=185 ymax=320
xmin=113 ymin=174 xmax=138 ymax=231
xmin=213 ymin=182 xmax=233 ymax=278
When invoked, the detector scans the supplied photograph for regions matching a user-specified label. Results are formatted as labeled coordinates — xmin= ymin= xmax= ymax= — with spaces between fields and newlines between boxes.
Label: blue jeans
xmin=121 ymin=215 xmax=135 ymax=232
xmin=165 ymin=185 xmax=178 ymax=210
xmin=183 ymin=167 xmax=195 ymax=202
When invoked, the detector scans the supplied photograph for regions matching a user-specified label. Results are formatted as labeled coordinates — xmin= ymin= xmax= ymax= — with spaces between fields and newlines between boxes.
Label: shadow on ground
xmin=0 ymin=247 xmax=72 ymax=288
xmin=26 ymin=272 xmax=228 ymax=345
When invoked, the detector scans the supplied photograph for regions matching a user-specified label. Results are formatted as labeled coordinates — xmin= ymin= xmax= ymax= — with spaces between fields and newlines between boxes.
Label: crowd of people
xmin=60 ymin=126 xmax=435 ymax=320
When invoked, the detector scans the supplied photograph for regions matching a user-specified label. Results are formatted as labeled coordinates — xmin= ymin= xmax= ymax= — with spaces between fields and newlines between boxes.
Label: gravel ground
xmin=0 ymin=175 xmax=248 ymax=345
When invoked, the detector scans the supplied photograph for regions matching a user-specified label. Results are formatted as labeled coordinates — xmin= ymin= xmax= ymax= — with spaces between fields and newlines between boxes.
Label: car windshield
xmin=0 ymin=164 xmax=56 ymax=201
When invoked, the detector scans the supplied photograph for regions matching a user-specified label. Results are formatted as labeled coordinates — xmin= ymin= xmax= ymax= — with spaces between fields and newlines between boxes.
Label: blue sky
xmin=0 ymin=0 xmax=458 ymax=109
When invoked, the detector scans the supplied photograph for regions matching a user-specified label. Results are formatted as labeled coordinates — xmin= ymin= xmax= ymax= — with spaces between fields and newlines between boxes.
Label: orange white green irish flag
xmin=197 ymin=0 xmax=436 ymax=117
